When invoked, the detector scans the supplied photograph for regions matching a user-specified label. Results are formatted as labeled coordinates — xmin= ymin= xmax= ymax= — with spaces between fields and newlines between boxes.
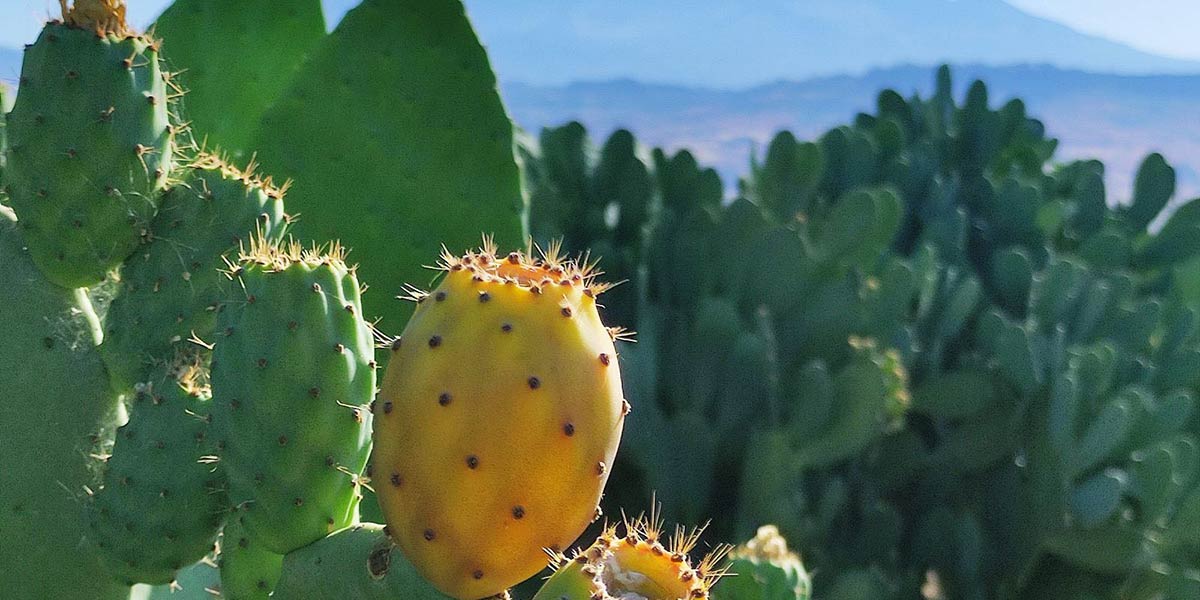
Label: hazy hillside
xmin=503 ymin=65 xmax=1200 ymax=201
xmin=465 ymin=0 xmax=1200 ymax=88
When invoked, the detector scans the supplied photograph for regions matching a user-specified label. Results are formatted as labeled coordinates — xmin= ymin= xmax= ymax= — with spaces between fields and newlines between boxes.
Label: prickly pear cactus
xmin=88 ymin=359 xmax=227 ymax=585
xmin=374 ymin=241 xmax=628 ymax=599
xmin=210 ymin=234 xmax=374 ymax=554
xmin=272 ymin=523 xmax=458 ymax=600
xmin=0 ymin=206 xmax=127 ymax=599
xmin=3 ymin=0 xmax=173 ymax=288
xmin=532 ymin=512 xmax=730 ymax=600
xmin=219 ymin=507 xmax=284 ymax=600
xmin=101 ymin=153 xmax=287 ymax=392
xmin=713 ymin=526 xmax=811 ymax=600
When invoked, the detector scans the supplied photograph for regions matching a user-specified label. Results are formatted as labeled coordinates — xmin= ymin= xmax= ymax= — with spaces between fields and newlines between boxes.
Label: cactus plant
xmin=4 ymin=0 xmax=174 ymax=288
xmin=219 ymin=508 xmax=284 ymax=600
xmin=88 ymin=359 xmax=227 ymax=585
xmin=210 ymin=234 xmax=375 ymax=555
xmin=374 ymin=241 xmax=627 ymax=599
xmin=713 ymin=525 xmax=812 ymax=600
xmin=100 ymin=153 xmax=287 ymax=392
xmin=0 ymin=206 xmax=128 ymax=599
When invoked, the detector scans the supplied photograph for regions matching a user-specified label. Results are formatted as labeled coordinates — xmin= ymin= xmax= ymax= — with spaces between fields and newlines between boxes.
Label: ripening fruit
xmin=374 ymin=239 xmax=629 ymax=599
xmin=533 ymin=508 xmax=731 ymax=600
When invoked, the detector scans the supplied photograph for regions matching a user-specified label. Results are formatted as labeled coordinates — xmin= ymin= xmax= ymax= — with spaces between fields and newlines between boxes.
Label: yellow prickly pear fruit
xmin=533 ymin=508 xmax=731 ymax=600
xmin=374 ymin=239 xmax=629 ymax=599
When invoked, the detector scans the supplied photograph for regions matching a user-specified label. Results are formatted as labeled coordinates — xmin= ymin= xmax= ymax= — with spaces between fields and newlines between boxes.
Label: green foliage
xmin=154 ymin=0 xmax=325 ymax=154
xmin=249 ymin=0 xmax=524 ymax=336
xmin=4 ymin=24 xmax=173 ymax=288
xmin=0 ymin=207 xmax=128 ymax=599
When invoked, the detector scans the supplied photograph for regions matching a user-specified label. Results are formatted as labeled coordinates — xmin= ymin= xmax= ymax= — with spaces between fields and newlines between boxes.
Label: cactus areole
xmin=374 ymin=239 xmax=629 ymax=599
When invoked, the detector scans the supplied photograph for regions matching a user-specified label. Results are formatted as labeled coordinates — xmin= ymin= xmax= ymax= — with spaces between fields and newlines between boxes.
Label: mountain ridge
xmin=501 ymin=64 xmax=1200 ymax=201
xmin=463 ymin=0 xmax=1200 ymax=88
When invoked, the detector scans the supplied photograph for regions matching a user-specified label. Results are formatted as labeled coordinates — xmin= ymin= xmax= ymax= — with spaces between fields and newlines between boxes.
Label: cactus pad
xmin=211 ymin=234 xmax=375 ymax=554
xmin=4 ymin=2 xmax=173 ymax=287
xmin=219 ymin=507 xmax=284 ymax=600
xmin=101 ymin=153 xmax=287 ymax=392
xmin=712 ymin=525 xmax=811 ymax=600
xmin=0 ymin=206 xmax=127 ymax=598
xmin=374 ymin=240 xmax=628 ymax=599
xmin=88 ymin=360 xmax=228 ymax=585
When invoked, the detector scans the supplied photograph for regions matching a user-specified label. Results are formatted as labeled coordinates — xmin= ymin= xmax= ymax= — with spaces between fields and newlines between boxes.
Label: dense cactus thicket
xmin=523 ymin=66 xmax=1200 ymax=599
xmin=0 ymin=0 xmax=1194 ymax=599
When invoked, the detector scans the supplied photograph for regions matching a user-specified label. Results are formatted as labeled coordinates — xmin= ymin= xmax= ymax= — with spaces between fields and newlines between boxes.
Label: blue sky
xmin=1 ymin=0 xmax=1198 ymax=62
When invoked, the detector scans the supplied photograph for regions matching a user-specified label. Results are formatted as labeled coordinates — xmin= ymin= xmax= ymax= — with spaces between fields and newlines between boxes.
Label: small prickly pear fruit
xmin=273 ymin=523 xmax=466 ymax=600
xmin=219 ymin=507 xmax=284 ymax=600
xmin=532 ymin=510 xmax=730 ymax=600
xmin=712 ymin=525 xmax=811 ymax=600
xmin=374 ymin=239 xmax=628 ymax=599
xmin=211 ymin=234 xmax=374 ymax=554
xmin=101 ymin=153 xmax=288 ymax=392
xmin=4 ymin=0 xmax=174 ymax=287
xmin=88 ymin=359 xmax=228 ymax=586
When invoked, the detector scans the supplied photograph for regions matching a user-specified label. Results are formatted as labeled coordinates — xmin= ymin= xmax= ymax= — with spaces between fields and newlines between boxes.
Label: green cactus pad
xmin=4 ymin=20 xmax=173 ymax=287
xmin=250 ymin=0 xmax=523 ymax=335
xmin=713 ymin=525 xmax=812 ymax=600
xmin=211 ymin=236 xmax=374 ymax=554
xmin=0 ymin=206 xmax=128 ymax=598
xmin=89 ymin=362 xmax=228 ymax=585
xmin=219 ymin=508 xmax=284 ymax=600
xmin=154 ymin=0 xmax=325 ymax=154
xmin=272 ymin=523 xmax=455 ymax=600
xmin=100 ymin=154 xmax=287 ymax=392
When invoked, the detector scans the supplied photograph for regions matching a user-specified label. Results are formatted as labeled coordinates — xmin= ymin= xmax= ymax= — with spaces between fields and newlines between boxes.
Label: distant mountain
xmin=463 ymin=0 xmax=1200 ymax=88
xmin=502 ymin=65 xmax=1200 ymax=201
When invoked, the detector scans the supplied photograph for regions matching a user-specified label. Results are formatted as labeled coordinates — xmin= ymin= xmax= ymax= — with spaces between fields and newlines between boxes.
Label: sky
xmin=0 ymin=0 xmax=1198 ymax=62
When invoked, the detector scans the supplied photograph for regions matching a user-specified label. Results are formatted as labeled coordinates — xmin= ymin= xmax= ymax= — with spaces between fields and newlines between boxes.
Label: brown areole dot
xmin=428 ymin=335 xmax=442 ymax=348
xmin=512 ymin=505 xmax=525 ymax=519
xmin=466 ymin=455 xmax=479 ymax=469
xmin=472 ymin=570 xmax=484 ymax=580
xmin=434 ymin=291 xmax=447 ymax=302
xmin=563 ymin=423 xmax=575 ymax=436
xmin=528 ymin=376 xmax=541 ymax=390
xmin=383 ymin=401 xmax=393 ymax=414
xmin=599 ymin=353 xmax=611 ymax=366
xmin=278 ymin=435 xmax=288 ymax=446
xmin=390 ymin=473 xmax=402 ymax=487
xmin=501 ymin=323 xmax=512 ymax=333
xmin=561 ymin=306 xmax=572 ymax=317
xmin=424 ymin=529 xmax=435 ymax=541
xmin=438 ymin=393 xmax=451 ymax=406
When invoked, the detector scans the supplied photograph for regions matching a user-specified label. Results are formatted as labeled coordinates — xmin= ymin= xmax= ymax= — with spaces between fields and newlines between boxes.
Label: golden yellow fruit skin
xmin=374 ymin=264 xmax=625 ymax=599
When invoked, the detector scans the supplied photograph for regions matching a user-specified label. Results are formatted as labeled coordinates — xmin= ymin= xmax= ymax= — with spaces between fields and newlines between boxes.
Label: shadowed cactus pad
xmin=375 ymin=240 xmax=628 ymax=599
xmin=219 ymin=507 xmax=284 ymax=600
xmin=713 ymin=526 xmax=811 ymax=600
xmin=533 ymin=511 xmax=731 ymax=600
xmin=3 ymin=1 xmax=173 ymax=287
xmin=211 ymin=234 xmax=374 ymax=554
xmin=100 ymin=153 xmax=287 ymax=392
xmin=272 ymin=523 xmax=462 ymax=600
xmin=0 ymin=206 xmax=127 ymax=598
xmin=88 ymin=360 xmax=227 ymax=585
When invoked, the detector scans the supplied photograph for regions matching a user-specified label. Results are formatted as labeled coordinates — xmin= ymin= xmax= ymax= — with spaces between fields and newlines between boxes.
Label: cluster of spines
xmin=547 ymin=508 xmax=731 ymax=600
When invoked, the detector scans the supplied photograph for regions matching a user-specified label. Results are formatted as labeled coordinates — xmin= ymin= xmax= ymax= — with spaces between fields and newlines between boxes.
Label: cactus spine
xmin=533 ymin=511 xmax=731 ymax=600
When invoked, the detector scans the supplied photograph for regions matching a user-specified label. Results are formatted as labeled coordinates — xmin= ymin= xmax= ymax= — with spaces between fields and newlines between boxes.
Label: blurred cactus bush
xmin=0 ymin=1 xmax=1197 ymax=599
